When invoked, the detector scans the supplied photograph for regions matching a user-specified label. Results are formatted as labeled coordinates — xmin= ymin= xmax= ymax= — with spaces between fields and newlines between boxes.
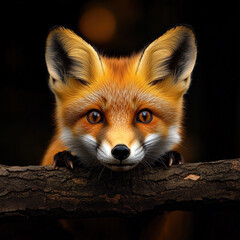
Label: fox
xmin=42 ymin=25 xmax=197 ymax=172
xmin=41 ymin=25 xmax=197 ymax=240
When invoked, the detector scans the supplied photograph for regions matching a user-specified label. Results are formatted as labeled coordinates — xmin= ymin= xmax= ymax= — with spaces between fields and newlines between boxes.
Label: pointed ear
xmin=45 ymin=27 xmax=103 ymax=88
xmin=136 ymin=26 xmax=197 ymax=93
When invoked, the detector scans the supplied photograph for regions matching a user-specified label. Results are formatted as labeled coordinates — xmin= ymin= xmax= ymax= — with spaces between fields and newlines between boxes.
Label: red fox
xmin=41 ymin=25 xmax=197 ymax=240
xmin=42 ymin=25 xmax=197 ymax=171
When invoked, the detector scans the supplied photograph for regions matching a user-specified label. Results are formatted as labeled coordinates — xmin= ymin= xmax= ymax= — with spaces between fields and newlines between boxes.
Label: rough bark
xmin=0 ymin=159 xmax=240 ymax=220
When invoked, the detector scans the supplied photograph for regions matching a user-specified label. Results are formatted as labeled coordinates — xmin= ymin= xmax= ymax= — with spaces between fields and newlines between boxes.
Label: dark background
xmin=1 ymin=0 xmax=240 ymax=239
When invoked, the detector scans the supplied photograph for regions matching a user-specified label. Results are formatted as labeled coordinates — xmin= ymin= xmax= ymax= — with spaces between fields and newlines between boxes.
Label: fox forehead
xmin=59 ymin=56 xmax=181 ymax=127
xmin=101 ymin=55 xmax=139 ymax=77
xmin=62 ymin=78 xmax=179 ymax=127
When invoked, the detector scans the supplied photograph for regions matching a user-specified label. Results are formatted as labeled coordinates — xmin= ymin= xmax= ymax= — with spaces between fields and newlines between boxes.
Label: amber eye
xmin=87 ymin=110 xmax=103 ymax=124
xmin=136 ymin=109 xmax=153 ymax=123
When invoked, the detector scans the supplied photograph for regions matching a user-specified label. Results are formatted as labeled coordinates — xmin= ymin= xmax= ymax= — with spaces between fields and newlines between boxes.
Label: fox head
xmin=45 ymin=26 xmax=197 ymax=171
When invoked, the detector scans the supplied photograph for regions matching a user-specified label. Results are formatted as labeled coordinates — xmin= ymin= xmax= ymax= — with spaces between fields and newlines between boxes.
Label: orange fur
xmin=41 ymin=135 xmax=66 ymax=166
xmin=42 ymin=25 xmax=197 ymax=170
xmin=41 ymin=25 xmax=197 ymax=240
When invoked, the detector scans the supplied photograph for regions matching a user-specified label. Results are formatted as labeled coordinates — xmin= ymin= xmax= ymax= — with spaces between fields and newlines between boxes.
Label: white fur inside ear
xmin=168 ymin=31 xmax=197 ymax=81
xmin=46 ymin=59 xmax=62 ymax=82
xmin=137 ymin=26 xmax=197 ymax=85
xmin=45 ymin=27 xmax=103 ymax=84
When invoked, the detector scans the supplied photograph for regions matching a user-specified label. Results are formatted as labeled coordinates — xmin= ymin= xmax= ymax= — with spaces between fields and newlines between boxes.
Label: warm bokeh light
xmin=79 ymin=7 xmax=116 ymax=44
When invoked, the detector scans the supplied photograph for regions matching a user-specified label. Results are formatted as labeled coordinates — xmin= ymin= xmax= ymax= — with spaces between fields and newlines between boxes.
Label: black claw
xmin=53 ymin=151 xmax=80 ymax=169
xmin=160 ymin=150 xmax=184 ymax=167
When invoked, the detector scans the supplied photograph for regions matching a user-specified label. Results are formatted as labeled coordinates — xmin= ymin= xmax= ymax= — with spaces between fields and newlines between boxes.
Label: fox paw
xmin=162 ymin=150 xmax=183 ymax=167
xmin=53 ymin=151 xmax=79 ymax=169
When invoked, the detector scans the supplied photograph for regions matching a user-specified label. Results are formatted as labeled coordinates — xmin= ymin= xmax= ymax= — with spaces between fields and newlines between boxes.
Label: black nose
xmin=111 ymin=144 xmax=130 ymax=161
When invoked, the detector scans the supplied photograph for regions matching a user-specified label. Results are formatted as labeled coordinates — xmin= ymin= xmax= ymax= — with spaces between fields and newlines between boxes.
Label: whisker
xmin=144 ymin=154 xmax=168 ymax=169
xmin=143 ymin=159 xmax=153 ymax=172
xmin=98 ymin=166 xmax=106 ymax=180
xmin=158 ymin=156 xmax=168 ymax=169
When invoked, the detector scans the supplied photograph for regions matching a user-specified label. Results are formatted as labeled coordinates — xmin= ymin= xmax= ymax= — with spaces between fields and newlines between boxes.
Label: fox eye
xmin=87 ymin=110 xmax=103 ymax=124
xmin=136 ymin=109 xmax=153 ymax=123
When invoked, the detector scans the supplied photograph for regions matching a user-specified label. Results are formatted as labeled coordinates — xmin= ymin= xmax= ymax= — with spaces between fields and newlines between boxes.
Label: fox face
xmin=45 ymin=26 xmax=197 ymax=171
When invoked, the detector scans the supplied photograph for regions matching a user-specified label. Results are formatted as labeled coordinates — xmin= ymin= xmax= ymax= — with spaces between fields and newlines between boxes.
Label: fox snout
xmin=111 ymin=144 xmax=130 ymax=161
xmin=96 ymin=138 xmax=145 ymax=171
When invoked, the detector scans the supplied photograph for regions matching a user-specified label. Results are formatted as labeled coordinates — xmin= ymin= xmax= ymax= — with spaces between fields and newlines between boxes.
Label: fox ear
xmin=45 ymin=27 xmax=103 ymax=87
xmin=136 ymin=26 xmax=197 ymax=93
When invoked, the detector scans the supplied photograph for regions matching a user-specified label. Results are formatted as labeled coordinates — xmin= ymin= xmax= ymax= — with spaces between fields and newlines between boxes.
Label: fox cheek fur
xmin=43 ymin=25 xmax=197 ymax=171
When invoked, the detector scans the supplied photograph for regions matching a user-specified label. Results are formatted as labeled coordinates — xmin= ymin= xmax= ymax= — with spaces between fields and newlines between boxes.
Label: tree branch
xmin=1 ymin=159 xmax=240 ymax=219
